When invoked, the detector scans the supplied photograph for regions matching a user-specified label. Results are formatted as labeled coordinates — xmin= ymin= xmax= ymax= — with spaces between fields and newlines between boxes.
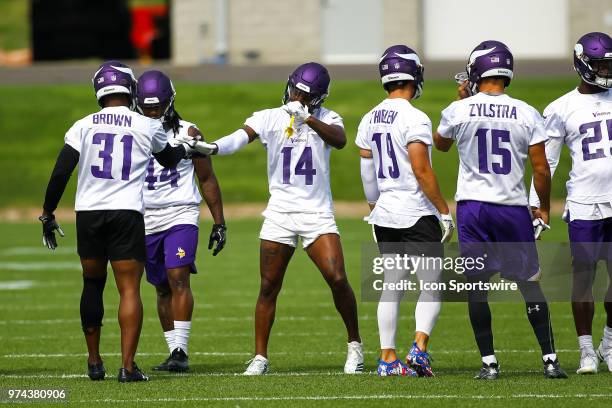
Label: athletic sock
xmin=414 ymin=257 xmax=442 ymax=336
xmin=377 ymin=301 xmax=400 ymax=349
xmin=469 ymin=300 xmax=495 ymax=357
xmin=578 ymin=334 xmax=594 ymax=353
xmin=163 ymin=330 xmax=175 ymax=354
xmin=518 ymin=282 xmax=555 ymax=355
xmin=543 ymin=353 xmax=558 ymax=363
xmin=174 ymin=320 xmax=191 ymax=354
xmin=603 ymin=326 xmax=612 ymax=349
xmin=482 ymin=354 xmax=497 ymax=365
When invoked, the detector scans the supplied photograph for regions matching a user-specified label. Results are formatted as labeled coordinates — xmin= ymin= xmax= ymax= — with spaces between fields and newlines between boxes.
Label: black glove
xmin=208 ymin=224 xmax=227 ymax=256
xmin=39 ymin=214 xmax=65 ymax=250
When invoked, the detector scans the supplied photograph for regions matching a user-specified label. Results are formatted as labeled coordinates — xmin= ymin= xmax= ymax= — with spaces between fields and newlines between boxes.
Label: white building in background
xmin=172 ymin=0 xmax=612 ymax=66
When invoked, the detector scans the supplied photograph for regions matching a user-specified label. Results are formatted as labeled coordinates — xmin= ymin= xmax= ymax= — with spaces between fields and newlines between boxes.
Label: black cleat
xmin=474 ymin=362 xmax=500 ymax=380
xmin=167 ymin=348 xmax=189 ymax=372
xmin=543 ymin=358 xmax=568 ymax=379
xmin=87 ymin=362 xmax=105 ymax=381
xmin=118 ymin=362 xmax=149 ymax=383
xmin=152 ymin=355 xmax=172 ymax=371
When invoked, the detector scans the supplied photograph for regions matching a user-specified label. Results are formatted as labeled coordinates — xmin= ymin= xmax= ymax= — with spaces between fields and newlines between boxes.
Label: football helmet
xmin=92 ymin=61 xmax=137 ymax=109
xmin=465 ymin=40 xmax=513 ymax=94
xmin=282 ymin=62 xmax=330 ymax=112
xmin=136 ymin=70 xmax=177 ymax=124
xmin=574 ymin=32 xmax=612 ymax=89
xmin=379 ymin=44 xmax=424 ymax=99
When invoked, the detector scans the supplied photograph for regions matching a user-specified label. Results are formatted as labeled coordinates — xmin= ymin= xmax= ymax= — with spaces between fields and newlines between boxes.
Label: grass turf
xmin=0 ymin=77 xmax=578 ymax=208
xmin=0 ymin=218 xmax=611 ymax=407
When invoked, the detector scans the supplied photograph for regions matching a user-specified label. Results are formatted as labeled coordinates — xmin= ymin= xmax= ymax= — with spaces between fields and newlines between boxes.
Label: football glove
xmin=282 ymin=101 xmax=311 ymax=124
xmin=440 ymin=213 xmax=455 ymax=243
xmin=533 ymin=217 xmax=550 ymax=240
xmin=39 ymin=214 xmax=65 ymax=250
xmin=209 ymin=224 xmax=227 ymax=256
xmin=174 ymin=134 xmax=218 ymax=156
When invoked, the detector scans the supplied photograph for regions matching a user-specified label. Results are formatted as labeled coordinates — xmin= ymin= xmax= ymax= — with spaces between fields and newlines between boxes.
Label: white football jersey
xmin=245 ymin=106 xmax=343 ymax=214
xmin=355 ymin=98 xmax=437 ymax=225
xmin=143 ymin=120 xmax=203 ymax=234
xmin=64 ymin=106 xmax=168 ymax=214
xmin=528 ymin=89 xmax=612 ymax=207
xmin=437 ymin=93 xmax=547 ymax=206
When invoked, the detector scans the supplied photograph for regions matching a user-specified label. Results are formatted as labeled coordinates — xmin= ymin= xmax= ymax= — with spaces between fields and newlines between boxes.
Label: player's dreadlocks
xmin=164 ymin=107 xmax=183 ymax=136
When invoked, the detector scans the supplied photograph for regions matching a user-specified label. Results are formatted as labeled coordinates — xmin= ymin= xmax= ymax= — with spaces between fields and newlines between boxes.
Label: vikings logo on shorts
xmin=176 ymin=247 xmax=186 ymax=259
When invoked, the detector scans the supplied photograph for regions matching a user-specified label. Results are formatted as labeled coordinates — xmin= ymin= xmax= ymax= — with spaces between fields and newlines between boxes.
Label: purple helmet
xmin=379 ymin=45 xmax=424 ymax=99
xmin=466 ymin=40 xmax=513 ymax=94
xmin=282 ymin=62 xmax=330 ymax=111
xmin=92 ymin=61 xmax=137 ymax=108
xmin=574 ymin=32 xmax=612 ymax=89
xmin=136 ymin=70 xmax=176 ymax=119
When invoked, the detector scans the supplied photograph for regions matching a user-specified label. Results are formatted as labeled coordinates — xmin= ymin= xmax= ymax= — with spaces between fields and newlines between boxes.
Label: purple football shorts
xmin=145 ymin=224 xmax=199 ymax=286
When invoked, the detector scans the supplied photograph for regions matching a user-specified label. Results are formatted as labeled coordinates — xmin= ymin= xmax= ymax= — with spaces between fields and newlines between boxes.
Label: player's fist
xmin=39 ymin=214 xmax=65 ymax=250
xmin=175 ymin=134 xmax=218 ymax=156
xmin=282 ymin=101 xmax=311 ymax=123
xmin=440 ymin=213 xmax=455 ymax=243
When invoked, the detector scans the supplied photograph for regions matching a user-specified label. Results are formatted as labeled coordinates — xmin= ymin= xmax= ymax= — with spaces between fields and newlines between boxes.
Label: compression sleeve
xmin=360 ymin=157 xmax=380 ymax=204
xmin=43 ymin=144 xmax=79 ymax=213
xmin=153 ymin=143 xmax=187 ymax=168
xmin=215 ymin=129 xmax=250 ymax=156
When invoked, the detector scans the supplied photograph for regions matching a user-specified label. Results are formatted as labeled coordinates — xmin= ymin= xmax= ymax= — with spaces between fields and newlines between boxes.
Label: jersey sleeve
xmin=64 ymin=121 xmax=82 ymax=153
xmin=322 ymin=110 xmax=344 ymax=128
xmin=355 ymin=115 xmax=370 ymax=150
xmin=404 ymin=112 xmax=432 ymax=145
xmin=436 ymin=103 xmax=457 ymax=139
xmin=542 ymin=103 xmax=566 ymax=140
xmin=244 ymin=110 xmax=268 ymax=139
xmin=529 ymin=108 xmax=548 ymax=146
xmin=150 ymin=119 xmax=168 ymax=153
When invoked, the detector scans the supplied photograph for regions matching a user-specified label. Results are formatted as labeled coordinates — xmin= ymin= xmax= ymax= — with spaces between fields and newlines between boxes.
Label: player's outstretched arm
xmin=39 ymin=144 xmax=79 ymax=249
xmin=359 ymin=149 xmax=379 ymax=211
xmin=528 ymin=142 xmax=552 ymax=225
xmin=408 ymin=141 xmax=455 ymax=242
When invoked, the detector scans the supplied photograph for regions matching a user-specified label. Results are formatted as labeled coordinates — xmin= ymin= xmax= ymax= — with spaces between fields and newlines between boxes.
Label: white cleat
xmin=596 ymin=342 xmax=612 ymax=372
xmin=576 ymin=349 xmax=598 ymax=374
xmin=243 ymin=355 xmax=269 ymax=376
xmin=344 ymin=341 xmax=364 ymax=374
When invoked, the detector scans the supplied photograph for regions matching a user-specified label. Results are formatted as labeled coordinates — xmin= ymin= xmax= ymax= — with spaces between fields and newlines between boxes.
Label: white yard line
xmin=57 ymin=394 xmax=612 ymax=403
xmin=0 ymin=262 xmax=81 ymax=271
xmin=0 ymin=280 xmax=34 ymax=290
xmin=0 ymin=247 xmax=76 ymax=256
xmin=1 ymin=349 xmax=578 ymax=359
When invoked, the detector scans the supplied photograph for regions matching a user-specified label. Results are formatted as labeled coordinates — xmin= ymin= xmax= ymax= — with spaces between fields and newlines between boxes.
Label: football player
xmin=433 ymin=41 xmax=567 ymax=379
xmin=186 ymin=62 xmax=363 ymax=375
xmin=136 ymin=70 xmax=226 ymax=373
xmin=529 ymin=32 xmax=612 ymax=374
xmin=356 ymin=45 xmax=454 ymax=377
xmin=39 ymin=61 xmax=192 ymax=382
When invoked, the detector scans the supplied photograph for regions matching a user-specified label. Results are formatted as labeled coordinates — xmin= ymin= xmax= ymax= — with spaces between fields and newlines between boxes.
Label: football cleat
xmin=344 ymin=341 xmax=364 ymax=374
xmin=474 ymin=362 xmax=500 ymax=380
xmin=243 ymin=355 xmax=268 ymax=376
xmin=596 ymin=342 xmax=612 ymax=372
xmin=118 ymin=362 xmax=149 ymax=383
xmin=87 ymin=361 xmax=105 ymax=381
xmin=377 ymin=359 xmax=417 ymax=377
xmin=152 ymin=355 xmax=172 ymax=371
xmin=406 ymin=342 xmax=434 ymax=377
xmin=576 ymin=349 xmax=598 ymax=374
xmin=167 ymin=348 xmax=189 ymax=372
xmin=543 ymin=358 xmax=568 ymax=379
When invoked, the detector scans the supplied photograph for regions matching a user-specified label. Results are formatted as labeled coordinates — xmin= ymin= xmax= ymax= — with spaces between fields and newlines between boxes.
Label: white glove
xmin=174 ymin=134 xmax=218 ymax=156
xmin=440 ymin=213 xmax=455 ymax=243
xmin=282 ymin=101 xmax=311 ymax=124
xmin=533 ymin=217 xmax=550 ymax=240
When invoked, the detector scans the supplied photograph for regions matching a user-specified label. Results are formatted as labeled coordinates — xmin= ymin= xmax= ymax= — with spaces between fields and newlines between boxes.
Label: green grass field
xmin=0 ymin=218 xmax=611 ymax=406
xmin=0 ymin=78 xmax=578 ymax=208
